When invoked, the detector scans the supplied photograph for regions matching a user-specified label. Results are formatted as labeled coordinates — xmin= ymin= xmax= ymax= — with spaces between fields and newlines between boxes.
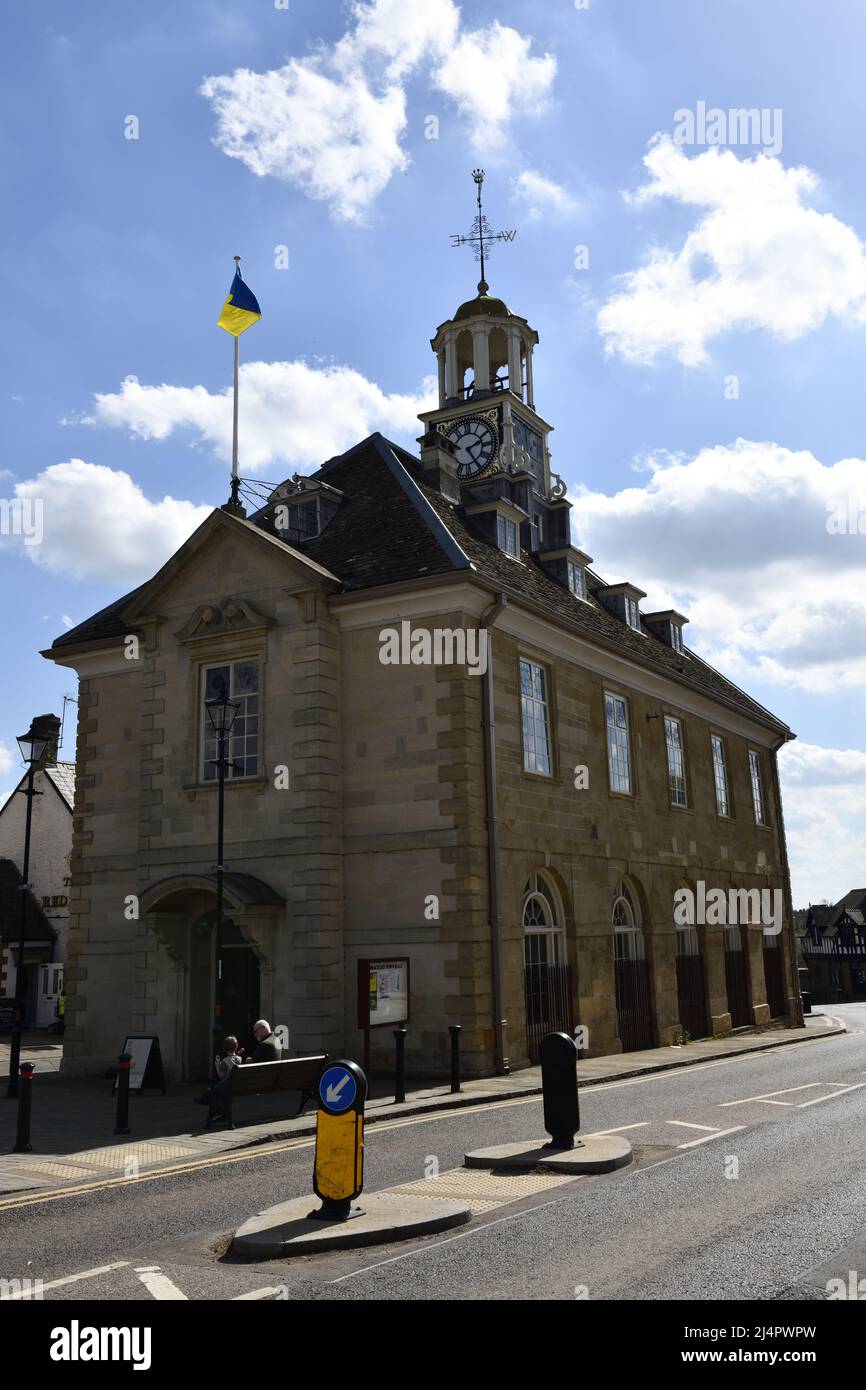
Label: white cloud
xmin=6 ymin=462 xmax=211 ymax=584
xmin=432 ymin=21 xmax=556 ymax=148
xmin=93 ymin=364 xmax=437 ymax=473
xmin=512 ymin=169 xmax=577 ymax=222
xmin=201 ymin=1 xmax=555 ymax=220
xmin=61 ymin=614 xmax=75 ymax=629
xmin=598 ymin=136 xmax=866 ymax=365
xmin=335 ymin=0 xmax=460 ymax=80
xmin=568 ymin=437 xmax=866 ymax=691
xmin=201 ymin=63 xmax=409 ymax=224
xmin=779 ymin=741 xmax=866 ymax=905
xmin=0 ymin=743 xmax=12 ymax=777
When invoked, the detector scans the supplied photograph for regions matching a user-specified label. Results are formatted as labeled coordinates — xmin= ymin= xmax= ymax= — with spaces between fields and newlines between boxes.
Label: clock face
xmin=445 ymin=415 xmax=499 ymax=480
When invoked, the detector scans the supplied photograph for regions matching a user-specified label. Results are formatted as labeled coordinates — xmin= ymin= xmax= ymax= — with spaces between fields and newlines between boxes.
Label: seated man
xmin=245 ymin=1018 xmax=282 ymax=1063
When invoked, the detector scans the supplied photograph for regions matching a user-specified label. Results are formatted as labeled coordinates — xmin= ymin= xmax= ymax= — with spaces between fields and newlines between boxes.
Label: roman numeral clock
xmin=443 ymin=411 xmax=501 ymax=481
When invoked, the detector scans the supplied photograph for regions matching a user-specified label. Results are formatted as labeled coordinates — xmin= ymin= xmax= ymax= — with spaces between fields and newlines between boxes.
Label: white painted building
xmin=0 ymin=718 xmax=74 ymax=1028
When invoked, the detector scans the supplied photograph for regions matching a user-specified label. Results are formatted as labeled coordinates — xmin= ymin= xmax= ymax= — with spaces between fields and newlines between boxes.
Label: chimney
xmin=417 ymin=429 xmax=461 ymax=503
xmin=32 ymin=713 xmax=61 ymax=767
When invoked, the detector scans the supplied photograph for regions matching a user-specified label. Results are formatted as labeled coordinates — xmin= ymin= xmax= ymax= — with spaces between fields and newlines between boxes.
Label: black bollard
xmin=539 ymin=1032 xmax=580 ymax=1150
xmin=114 ymin=1052 xmax=132 ymax=1136
xmin=13 ymin=1062 xmax=34 ymax=1153
xmin=449 ymin=1024 xmax=461 ymax=1093
xmin=393 ymin=1028 xmax=407 ymax=1104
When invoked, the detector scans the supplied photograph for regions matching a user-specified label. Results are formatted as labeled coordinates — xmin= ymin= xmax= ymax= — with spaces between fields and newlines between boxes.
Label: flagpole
xmin=230 ymin=253 xmax=241 ymax=510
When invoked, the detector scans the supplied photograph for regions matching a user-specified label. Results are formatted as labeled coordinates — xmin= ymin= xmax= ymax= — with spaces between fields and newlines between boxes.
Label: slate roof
xmin=833 ymin=889 xmax=866 ymax=916
xmin=46 ymin=762 xmax=76 ymax=810
xmin=0 ymin=859 xmax=57 ymax=943
xmin=48 ymin=432 xmax=791 ymax=736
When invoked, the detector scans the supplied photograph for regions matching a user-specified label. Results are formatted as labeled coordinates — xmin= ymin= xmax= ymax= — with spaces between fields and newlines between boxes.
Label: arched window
xmin=523 ymin=872 xmax=565 ymax=966
xmin=612 ymin=879 xmax=639 ymax=930
xmin=612 ymin=877 xmax=654 ymax=1049
xmin=612 ymin=879 xmax=644 ymax=963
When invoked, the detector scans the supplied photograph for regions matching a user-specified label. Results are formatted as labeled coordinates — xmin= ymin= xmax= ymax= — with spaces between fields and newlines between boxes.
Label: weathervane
xmin=451 ymin=169 xmax=516 ymax=294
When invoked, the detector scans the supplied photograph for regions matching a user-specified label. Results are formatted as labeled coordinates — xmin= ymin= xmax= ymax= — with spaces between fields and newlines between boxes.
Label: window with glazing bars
xmin=605 ymin=692 xmax=632 ymax=793
xmin=567 ymin=561 xmax=585 ymax=599
xmin=711 ymin=735 xmax=730 ymax=816
xmin=497 ymin=514 xmax=518 ymax=557
xmin=749 ymin=749 xmax=767 ymax=825
xmin=202 ymin=659 xmax=260 ymax=780
xmin=520 ymin=659 xmax=552 ymax=775
xmin=664 ymin=715 xmax=687 ymax=807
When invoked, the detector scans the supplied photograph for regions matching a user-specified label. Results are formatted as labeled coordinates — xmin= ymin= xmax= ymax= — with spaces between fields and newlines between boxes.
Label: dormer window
xmin=567 ymin=560 xmax=585 ymax=599
xmin=644 ymin=609 xmax=689 ymax=653
xmin=497 ymin=514 xmax=519 ymax=557
xmin=598 ymin=582 xmax=647 ymax=631
xmin=268 ymin=476 xmax=343 ymax=543
xmin=539 ymin=545 xmax=593 ymax=599
xmin=281 ymin=499 xmax=319 ymax=540
xmin=464 ymin=495 xmax=526 ymax=559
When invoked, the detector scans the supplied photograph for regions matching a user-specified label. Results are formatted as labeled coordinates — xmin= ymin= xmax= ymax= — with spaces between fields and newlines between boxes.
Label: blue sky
xmin=2 ymin=0 xmax=866 ymax=903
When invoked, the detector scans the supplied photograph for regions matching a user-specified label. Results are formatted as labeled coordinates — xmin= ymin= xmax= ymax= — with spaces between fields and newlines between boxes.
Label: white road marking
xmin=666 ymin=1121 xmax=721 ymax=1132
xmin=719 ymin=1083 xmax=824 ymax=1107
xmin=233 ymin=1286 xmax=286 ymax=1300
xmin=677 ymin=1126 xmax=745 ymax=1149
xmin=329 ymin=1195 xmax=572 ymax=1284
xmin=583 ymin=1123 xmax=650 ymax=1136
xmin=0 ymin=1261 xmax=130 ymax=1299
xmin=134 ymin=1265 xmax=188 ymax=1300
xmin=796 ymin=1083 xmax=866 ymax=1108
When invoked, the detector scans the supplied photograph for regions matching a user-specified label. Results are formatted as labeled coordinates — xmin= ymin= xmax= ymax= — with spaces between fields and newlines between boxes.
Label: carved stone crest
xmin=174 ymin=596 xmax=274 ymax=642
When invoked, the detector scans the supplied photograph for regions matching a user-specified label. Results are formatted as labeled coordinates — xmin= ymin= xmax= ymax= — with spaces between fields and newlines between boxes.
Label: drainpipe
xmin=481 ymin=594 xmax=508 ymax=1073
xmin=770 ymin=732 xmax=802 ymax=1027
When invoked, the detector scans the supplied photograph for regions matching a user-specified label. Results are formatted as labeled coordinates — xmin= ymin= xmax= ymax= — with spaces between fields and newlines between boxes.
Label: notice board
xmin=357 ymin=958 xmax=410 ymax=1030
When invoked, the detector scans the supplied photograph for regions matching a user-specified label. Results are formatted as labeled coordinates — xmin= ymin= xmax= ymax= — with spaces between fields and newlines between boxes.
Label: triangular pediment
xmin=122 ymin=507 xmax=341 ymax=625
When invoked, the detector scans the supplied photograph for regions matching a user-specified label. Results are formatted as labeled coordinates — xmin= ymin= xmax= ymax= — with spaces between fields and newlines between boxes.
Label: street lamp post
xmin=205 ymin=695 xmax=239 ymax=1059
xmin=6 ymin=722 xmax=49 ymax=1099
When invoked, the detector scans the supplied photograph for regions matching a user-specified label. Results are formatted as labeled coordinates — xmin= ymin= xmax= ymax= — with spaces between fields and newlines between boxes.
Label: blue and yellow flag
xmin=217 ymin=269 xmax=261 ymax=336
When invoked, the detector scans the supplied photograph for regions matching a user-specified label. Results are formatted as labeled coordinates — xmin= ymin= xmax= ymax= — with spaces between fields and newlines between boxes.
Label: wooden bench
xmin=204 ymin=1054 xmax=327 ymax=1129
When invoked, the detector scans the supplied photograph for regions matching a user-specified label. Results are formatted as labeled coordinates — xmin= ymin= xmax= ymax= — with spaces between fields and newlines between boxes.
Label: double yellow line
xmin=0 ymin=1096 xmax=543 ymax=1213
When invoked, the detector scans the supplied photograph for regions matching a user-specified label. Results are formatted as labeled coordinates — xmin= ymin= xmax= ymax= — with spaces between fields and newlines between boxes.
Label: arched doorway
xmin=724 ymin=923 xmax=751 ymax=1027
xmin=209 ymin=915 xmax=261 ymax=1060
xmin=139 ymin=871 xmax=282 ymax=1080
xmin=762 ymin=932 xmax=786 ymax=1018
xmin=613 ymin=878 xmax=655 ymax=1051
xmin=675 ymin=883 xmax=709 ymax=1039
xmin=522 ymin=871 xmax=572 ymax=1061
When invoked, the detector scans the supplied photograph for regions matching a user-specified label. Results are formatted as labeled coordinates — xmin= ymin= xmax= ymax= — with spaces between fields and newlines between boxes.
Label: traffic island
xmin=464 ymin=1135 xmax=633 ymax=1174
xmin=465 ymin=1032 xmax=632 ymax=1174
xmin=232 ymin=1190 xmax=471 ymax=1258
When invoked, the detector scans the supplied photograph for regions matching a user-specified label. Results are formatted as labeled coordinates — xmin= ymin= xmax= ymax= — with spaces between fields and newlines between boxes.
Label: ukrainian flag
xmin=217 ymin=269 xmax=261 ymax=336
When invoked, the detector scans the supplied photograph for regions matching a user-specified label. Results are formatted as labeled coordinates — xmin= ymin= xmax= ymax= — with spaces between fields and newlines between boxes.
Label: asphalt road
xmin=2 ymin=1004 xmax=865 ymax=1302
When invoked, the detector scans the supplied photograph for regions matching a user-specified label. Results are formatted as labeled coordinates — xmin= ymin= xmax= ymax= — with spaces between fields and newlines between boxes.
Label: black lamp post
xmin=205 ymin=695 xmax=239 ymax=1057
xmin=6 ymin=722 xmax=49 ymax=1098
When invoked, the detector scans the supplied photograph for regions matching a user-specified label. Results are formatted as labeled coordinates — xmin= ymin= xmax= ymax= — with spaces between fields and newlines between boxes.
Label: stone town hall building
xmin=46 ymin=270 xmax=800 ymax=1082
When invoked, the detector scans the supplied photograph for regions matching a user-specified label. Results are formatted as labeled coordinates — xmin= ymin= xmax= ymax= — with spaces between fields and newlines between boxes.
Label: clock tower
xmin=417 ymin=170 xmax=571 ymax=556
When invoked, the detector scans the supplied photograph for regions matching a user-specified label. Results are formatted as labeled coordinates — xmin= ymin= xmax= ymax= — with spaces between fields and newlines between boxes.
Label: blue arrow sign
xmin=319 ymin=1064 xmax=358 ymax=1114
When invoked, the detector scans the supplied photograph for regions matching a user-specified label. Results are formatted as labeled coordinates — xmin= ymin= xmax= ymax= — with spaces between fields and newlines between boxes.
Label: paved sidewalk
xmin=0 ymin=1014 xmax=843 ymax=1196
